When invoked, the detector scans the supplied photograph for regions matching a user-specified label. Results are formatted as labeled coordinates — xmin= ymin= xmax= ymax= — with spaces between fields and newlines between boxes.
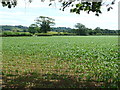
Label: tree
xmin=28 ymin=24 xmax=39 ymax=34
xmin=94 ymin=27 xmax=102 ymax=35
xmin=1 ymin=0 xmax=117 ymax=16
xmin=87 ymin=28 xmax=95 ymax=35
xmin=35 ymin=16 xmax=55 ymax=33
xmin=75 ymin=23 xmax=88 ymax=35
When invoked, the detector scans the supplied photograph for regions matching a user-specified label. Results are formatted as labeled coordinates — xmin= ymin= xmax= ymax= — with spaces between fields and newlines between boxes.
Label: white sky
xmin=0 ymin=0 xmax=119 ymax=30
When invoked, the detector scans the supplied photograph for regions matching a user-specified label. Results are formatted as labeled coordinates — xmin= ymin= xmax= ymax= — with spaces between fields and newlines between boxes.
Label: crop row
xmin=2 ymin=36 xmax=119 ymax=88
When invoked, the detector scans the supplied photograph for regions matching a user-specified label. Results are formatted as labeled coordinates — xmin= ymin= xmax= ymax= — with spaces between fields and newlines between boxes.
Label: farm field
xmin=2 ymin=36 xmax=119 ymax=88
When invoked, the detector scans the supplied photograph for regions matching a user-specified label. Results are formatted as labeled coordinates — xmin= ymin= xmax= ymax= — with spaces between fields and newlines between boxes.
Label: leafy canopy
xmin=75 ymin=23 xmax=88 ymax=35
xmin=35 ymin=16 xmax=55 ymax=33
xmin=28 ymin=24 xmax=39 ymax=34
xmin=1 ymin=0 xmax=117 ymax=16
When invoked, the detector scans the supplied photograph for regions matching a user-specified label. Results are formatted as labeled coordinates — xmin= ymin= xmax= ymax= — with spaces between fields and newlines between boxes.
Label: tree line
xmin=1 ymin=15 xmax=119 ymax=36
xmin=1 ymin=25 xmax=28 ymax=32
xmin=27 ymin=16 xmax=119 ymax=36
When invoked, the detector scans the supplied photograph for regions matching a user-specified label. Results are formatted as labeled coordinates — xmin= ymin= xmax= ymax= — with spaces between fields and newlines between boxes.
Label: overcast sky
xmin=0 ymin=0 xmax=119 ymax=30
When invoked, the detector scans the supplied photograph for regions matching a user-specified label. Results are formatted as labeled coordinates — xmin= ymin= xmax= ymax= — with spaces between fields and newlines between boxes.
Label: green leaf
xmin=76 ymin=4 xmax=83 ymax=8
xmin=8 ymin=4 xmax=11 ymax=8
xmin=95 ymin=13 xmax=99 ymax=16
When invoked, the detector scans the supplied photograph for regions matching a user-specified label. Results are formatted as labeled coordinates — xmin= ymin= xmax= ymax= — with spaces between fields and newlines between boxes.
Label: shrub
xmin=2 ymin=32 xmax=32 ymax=37
xmin=35 ymin=33 xmax=52 ymax=36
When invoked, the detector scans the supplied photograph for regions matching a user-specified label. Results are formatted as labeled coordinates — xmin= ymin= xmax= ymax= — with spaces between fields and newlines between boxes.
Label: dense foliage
xmin=2 ymin=31 xmax=32 ymax=37
xmin=2 ymin=36 xmax=119 ymax=88
xmin=51 ymin=27 xmax=72 ymax=32
xmin=1 ymin=24 xmax=119 ymax=36
xmin=1 ymin=0 xmax=117 ymax=16
xmin=59 ymin=0 xmax=116 ymax=16
xmin=1 ymin=25 xmax=28 ymax=32
xmin=34 ymin=16 xmax=55 ymax=33
xmin=75 ymin=23 xmax=88 ymax=35
xmin=28 ymin=24 xmax=40 ymax=34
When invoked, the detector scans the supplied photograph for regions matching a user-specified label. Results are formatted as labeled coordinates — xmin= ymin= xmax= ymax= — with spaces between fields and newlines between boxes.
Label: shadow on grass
xmin=2 ymin=72 xmax=114 ymax=89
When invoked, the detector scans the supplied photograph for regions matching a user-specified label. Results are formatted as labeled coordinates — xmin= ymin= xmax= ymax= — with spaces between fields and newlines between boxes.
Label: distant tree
xmin=118 ymin=30 xmax=120 ymax=35
xmin=23 ymin=29 xmax=27 ymax=32
xmin=87 ymin=28 xmax=95 ymax=35
xmin=28 ymin=24 xmax=39 ymax=34
xmin=75 ymin=23 xmax=88 ymax=35
xmin=94 ymin=27 xmax=102 ymax=35
xmin=35 ymin=16 xmax=55 ymax=33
